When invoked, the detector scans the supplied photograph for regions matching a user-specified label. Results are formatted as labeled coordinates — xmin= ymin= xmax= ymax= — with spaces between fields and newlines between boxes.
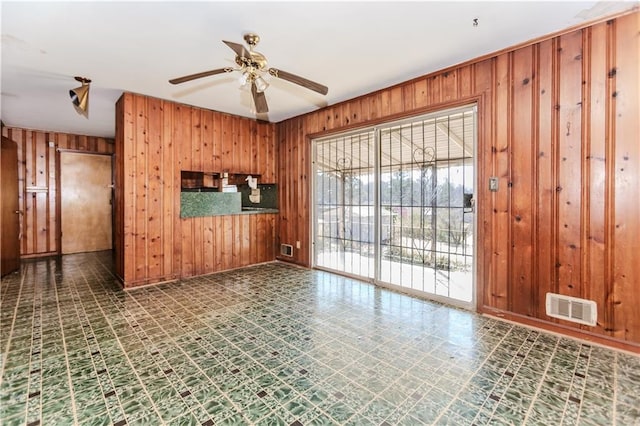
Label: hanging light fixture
xmin=254 ymin=75 xmax=269 ymax=93
xmin=238 ymin=71 xmax=249 ymax=87
xmin=69 ymin=76 xmax=91 ymax=117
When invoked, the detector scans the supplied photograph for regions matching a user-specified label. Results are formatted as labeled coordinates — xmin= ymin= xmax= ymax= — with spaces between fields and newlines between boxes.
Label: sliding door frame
xmin=311 ymin=103 xmax=478 ymax=310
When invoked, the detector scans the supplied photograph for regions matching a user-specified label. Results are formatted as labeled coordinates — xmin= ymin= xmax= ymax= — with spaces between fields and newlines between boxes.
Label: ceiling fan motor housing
xmin=236 ymin=51 xmax=267 ymax=71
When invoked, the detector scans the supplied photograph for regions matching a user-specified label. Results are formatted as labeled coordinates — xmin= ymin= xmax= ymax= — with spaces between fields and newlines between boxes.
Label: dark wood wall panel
xmin=584 ymin=22 xmax=608 ymax=336
xmin=556 ymin=30 xmax=584 ymax=301
xmin=115 ymin=93 xmax=277 ymax=287
xmin=535 ymin=39 xmax=557 ymax=321
xmin=115 ymin=99 xmax=125 ymax=278
xmin=611 ymin=15 xmax=640 ymax=342
xmin=275 ymin=11 xmax=640 ymax=349
xmin=510 ymin=46 xmax=535 ymax=317
xmin=492 ymin=53 xmax=511 ymax=311
xmin=2 ymin=126 xmax=114 ymax=258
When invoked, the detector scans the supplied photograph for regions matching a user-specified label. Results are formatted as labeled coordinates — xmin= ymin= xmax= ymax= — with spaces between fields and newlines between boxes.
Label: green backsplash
xmin=239 ymin=184 xmax=278 ymax=209
xmin=180 ymin=192 xmax=241 ymax=218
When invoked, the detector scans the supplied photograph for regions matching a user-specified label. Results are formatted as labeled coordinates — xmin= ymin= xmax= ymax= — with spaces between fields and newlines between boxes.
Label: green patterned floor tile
xmin=41 ymin=399 xmax=75 ymax=424
xmin=0 ymin=414 xmax=28 ymax=426
xmin=244 ymin=398 xmax=275 ymax=423
xmin=121 ymin=396 xmax=153 ymax=418
xmin=202 ymin=396 xmax=234 ymax=421
xmin=255 ymin=412 xmax=288 ymax=426
xmin=284 ymin=397 xmax=315 ymax=419
xmin=75 ymin=398 xmax=109 ymax=422
xmin=216 ymin=412 xmax=250 ymax=425
xmin=167 ymin=412 xmax=200 ymax=426
xmin=77 ymin=410 xmax=112 ymax=426
xmin=154 ymin=395 xmax=191 ymax=422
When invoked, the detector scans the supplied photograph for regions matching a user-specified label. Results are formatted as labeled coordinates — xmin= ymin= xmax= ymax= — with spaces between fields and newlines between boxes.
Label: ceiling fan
xmin=169 ymin=33 xmax=328 ymax=114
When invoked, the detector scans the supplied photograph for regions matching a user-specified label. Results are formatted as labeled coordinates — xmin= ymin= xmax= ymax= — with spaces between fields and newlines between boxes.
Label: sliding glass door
xmin=313 ymin=105 xmax=476 ymax=307
xmin=314 ymin=130 xmax=376 ymax=279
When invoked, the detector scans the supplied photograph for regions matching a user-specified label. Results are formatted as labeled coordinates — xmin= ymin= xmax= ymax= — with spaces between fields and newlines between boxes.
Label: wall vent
xmin=545 ymin=293 xmax=597 ymax=326
xmin=280 ymin=244 xmax=293 ymax=257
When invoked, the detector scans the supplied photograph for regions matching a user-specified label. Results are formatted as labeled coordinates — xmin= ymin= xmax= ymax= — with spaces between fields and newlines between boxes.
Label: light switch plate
xmin=489 ymin=177 xmax=499 ymax=192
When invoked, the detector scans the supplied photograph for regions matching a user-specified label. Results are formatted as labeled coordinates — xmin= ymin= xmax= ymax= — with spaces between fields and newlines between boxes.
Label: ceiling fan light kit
xmin=169 ymin=33 xmax=328 ymax=115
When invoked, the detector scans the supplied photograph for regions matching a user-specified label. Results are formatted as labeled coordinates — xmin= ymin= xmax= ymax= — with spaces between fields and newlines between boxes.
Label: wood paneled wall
xmin=115 ymin=93 xmax=277 ymax=287
xmin=1 ymin=126 xmax=114 ymax=257
xmin=276 ymin=12 xmax=640 ymax=349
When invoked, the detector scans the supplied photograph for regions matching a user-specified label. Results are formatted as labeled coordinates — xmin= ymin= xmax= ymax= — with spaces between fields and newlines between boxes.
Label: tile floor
xmin=1 ymin=251 xmax=639 ymax=426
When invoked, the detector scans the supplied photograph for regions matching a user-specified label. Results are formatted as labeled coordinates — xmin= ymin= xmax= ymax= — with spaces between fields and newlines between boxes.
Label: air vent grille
xmin=545 ymin=293 xmax=597 ymax=326
xmin=280 ymin=244 xmax=293 ymax=257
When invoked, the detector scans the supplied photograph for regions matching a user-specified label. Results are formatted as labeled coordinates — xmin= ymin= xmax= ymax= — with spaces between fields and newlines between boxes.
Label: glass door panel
xmin=314 ymin=131 xmax=376 ymax=279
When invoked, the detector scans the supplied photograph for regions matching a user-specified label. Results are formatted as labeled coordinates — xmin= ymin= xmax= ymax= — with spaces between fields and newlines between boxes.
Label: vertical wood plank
xmin=34 ymin=132 xmax=48 ymax=254
xmin=147 ymin=97 xmax=163 ymax=279
xmin=584 ymin=22 xmax=609 ymax=335
xmin=350 ymin=99 xmax=362 ymax=127
xmin=24 ymin=131 xmax=35 ymax=255
xmin=47 ymin=134 xmax=56 ymax=253
xmin=115 ymin=98 xmax=124 ymax=277
xmin=212 ymin=112 xmax=222 ymax=174
xmin=221 ymin=114 xmax=231 ymax=173
xmin=428 ymin=74 xmax=442 ymax=105
xmin=241 ymin=215 xmax=251 ymax=267
xmin=414 ymin=78 xmax=428 ymax=109
xmin=611 ymin=13 xmax=640 ymax=341
xmin=474 ymin=58 xmax=494 ymax=312
xmin=402 ymin=84 xmax=415 ymax=113
xmin=134 ymin=95 xmax=149 ymax=281
xmin=179 ymin=105 xmax=194 ymax=277
xmin=123 ymin=93 xmax=136 ymax=282
xmin=359 ymin=96 xmax=371 ymax=123
xmin=250 ymin=120 xmax=258 ymax=175
xmin=458 ymin=65 xmax=473 ymax=99
xmin=213 ymin=216 xmax=223 ymax=270
xmin=441 ymin=69 xmax=457 ymax=102
xmin=298 ymin=118 xmax=309 ymax=265
xmin=510 ymin=46 xmax=535 ymax=316
xmin=536 ymin=39 xmax=557 ymax=319
xmin=255 ymin=215 xmax=263 ymax=262
xmin=232 ymin=115 xmax=241 ymax=172
xmin=161 ymin=100 xmax=174 ymax=279
xmin=556 ymin=30 xmax=584 ymax=300
xmin=491 ymin=53 xmax=511 ymax=310
xmin=192 ymin=110 xmax=204 ymax=274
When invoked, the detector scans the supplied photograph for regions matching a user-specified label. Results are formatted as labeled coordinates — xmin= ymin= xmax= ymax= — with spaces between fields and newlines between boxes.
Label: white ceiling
xmin=1 ymin=1 xmax=636 ymax=139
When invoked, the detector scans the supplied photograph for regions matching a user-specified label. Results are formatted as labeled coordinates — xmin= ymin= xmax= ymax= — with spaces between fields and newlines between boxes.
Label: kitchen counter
xmin=238 ymin=207 xmax=279 ymax=214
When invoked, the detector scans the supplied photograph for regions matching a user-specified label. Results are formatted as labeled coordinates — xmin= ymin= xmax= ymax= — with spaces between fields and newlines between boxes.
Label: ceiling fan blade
xmin=268 ymin=68 xmax=328 ymax=95
xmin=251 ymin=82 xmax=269 ymax=113
xmin=169 ymin=68 xmax=229 ymax=85
xmin=223 ymin=40 xmax=250 ymax=58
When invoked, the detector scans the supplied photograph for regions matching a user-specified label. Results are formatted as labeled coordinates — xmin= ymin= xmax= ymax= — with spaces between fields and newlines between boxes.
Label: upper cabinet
xmin=180 ymin=170 xmax=266 ymax=192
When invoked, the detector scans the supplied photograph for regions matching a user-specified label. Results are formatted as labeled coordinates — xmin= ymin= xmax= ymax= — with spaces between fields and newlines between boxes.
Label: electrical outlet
xmin=296 ymin=241 xmax=301 ymax=249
